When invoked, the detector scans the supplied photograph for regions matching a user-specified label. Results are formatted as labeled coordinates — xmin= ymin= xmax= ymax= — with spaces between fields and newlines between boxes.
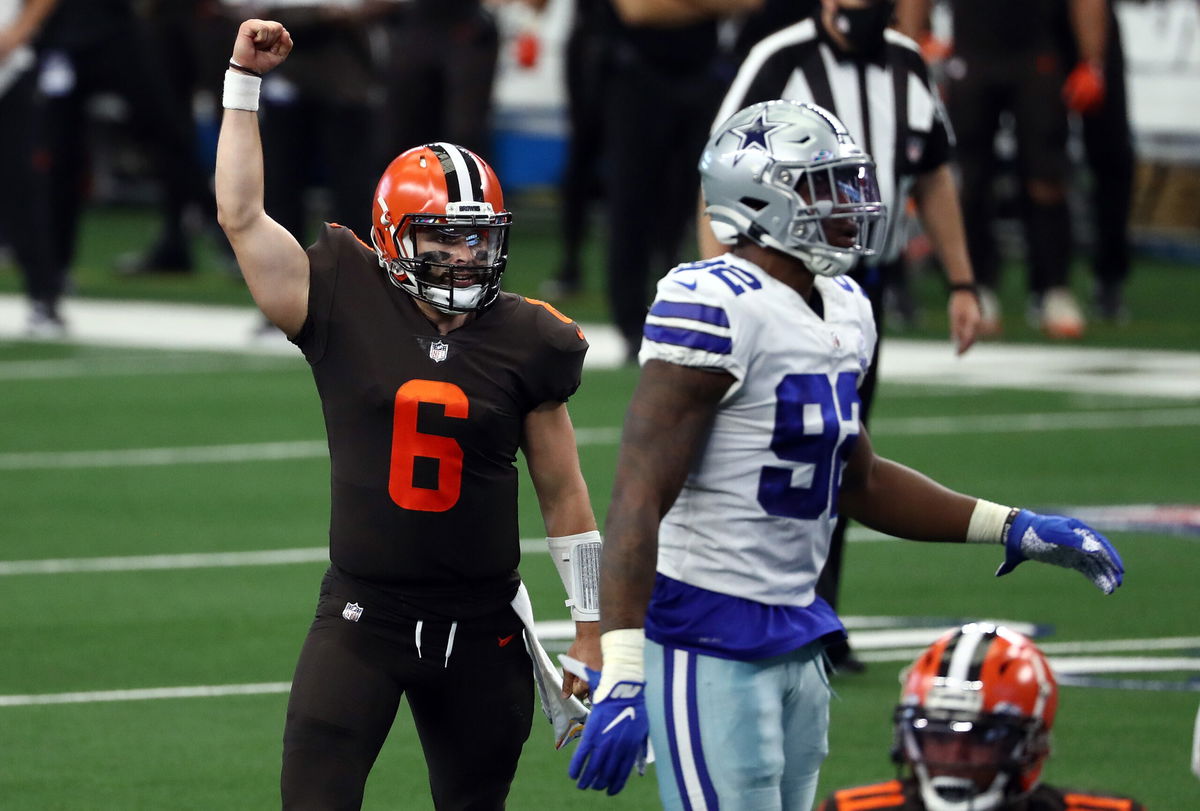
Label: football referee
xmin=698 ymin=0 xmax=981 ymax=671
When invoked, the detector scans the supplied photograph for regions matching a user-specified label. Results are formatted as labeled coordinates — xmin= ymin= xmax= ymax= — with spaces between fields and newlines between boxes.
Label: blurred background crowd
xmin=1 ymin=0 xmax=1198 ymax=345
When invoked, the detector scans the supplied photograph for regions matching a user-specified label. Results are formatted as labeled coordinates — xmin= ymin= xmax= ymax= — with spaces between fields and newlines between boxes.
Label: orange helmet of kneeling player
xmin=370 ymin=142 xmax=511 ymax=314
xmin=892 ymin=623 xmax=1058 ymax=811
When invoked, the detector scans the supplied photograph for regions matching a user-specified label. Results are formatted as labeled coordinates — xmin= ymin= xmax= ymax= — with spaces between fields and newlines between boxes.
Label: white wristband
xmin=966 ymin=499 xmax=1015 ymax=544
xmin=595 ymin=628 xmax=645 ymax=701
xmin=547 ymin=530 xmax=602 ymax=622
xmin=223 ymin=69 xmax=261 ymax=112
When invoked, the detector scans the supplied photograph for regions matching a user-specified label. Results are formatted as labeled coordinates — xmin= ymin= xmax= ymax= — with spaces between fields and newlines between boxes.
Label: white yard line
xmin=0 ymin=529 xmax=901 ymax=577
xmin=0 ymin=409 xmax=1195 ymax=471
xmin=0 ymin=683 xmax=294 ymax=707
xmin=0 ymin=441 xmax=331 ymax=470
xmin=856 ymin=635 xmax=1200 ymax=658
xmin=4 ymin=648 xmax=1196 ymax=707
xmin=0 ymin=355 xmax=300 ymax=381
xmin=0 ymin=547 xmax=332 ymax=575
xmin=1037 ymin=636 xmax=1200 ymax=654
xmin=870 ymin=407 xmax=1200 ymax=435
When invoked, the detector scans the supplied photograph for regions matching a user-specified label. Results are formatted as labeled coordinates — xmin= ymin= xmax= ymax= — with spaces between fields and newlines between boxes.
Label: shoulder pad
xmin=663 ymin=258 xmax=769 ymax=301
xmin=313 ymin=222 xmax=376 ymax=263
xmin=521 ymin=296 xmax=588 ymax=350
xmin=819 ymin=273 xmax=869 ymax=301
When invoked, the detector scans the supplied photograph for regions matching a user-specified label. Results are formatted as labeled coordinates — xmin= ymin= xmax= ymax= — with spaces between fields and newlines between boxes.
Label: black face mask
xmin=834 ymin=2 xmax=895 ymax=55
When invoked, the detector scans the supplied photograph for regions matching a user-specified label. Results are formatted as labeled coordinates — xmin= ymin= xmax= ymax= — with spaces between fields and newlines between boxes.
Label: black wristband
xmin=228 ymin=60 xmax=262 ymax=78
xmin=1001 ymin=507 xmax=1021 ymax=545
xmin=948 ymin=282 xmax=978 ymax=297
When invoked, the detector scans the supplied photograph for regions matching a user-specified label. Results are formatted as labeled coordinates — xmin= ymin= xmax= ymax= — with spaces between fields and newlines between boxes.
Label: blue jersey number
xmin=757 ymin=372 xmax=860 ymax=520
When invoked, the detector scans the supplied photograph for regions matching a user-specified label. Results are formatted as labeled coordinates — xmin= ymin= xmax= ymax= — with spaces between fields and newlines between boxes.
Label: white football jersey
xmin=639 ymin=253 xmax=877 ymax=607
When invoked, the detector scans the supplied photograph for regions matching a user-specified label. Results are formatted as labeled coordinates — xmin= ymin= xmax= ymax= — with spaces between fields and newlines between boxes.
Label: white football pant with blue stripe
xmin=644 ymin=639 xmax=831 ymax=811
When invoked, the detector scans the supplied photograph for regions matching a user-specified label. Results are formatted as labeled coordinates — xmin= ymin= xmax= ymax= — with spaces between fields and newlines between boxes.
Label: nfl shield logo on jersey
xmin=342 ymin=602 xmax=364 ymax=622
xmin=429 ymin=341 xmax=449 ymax=363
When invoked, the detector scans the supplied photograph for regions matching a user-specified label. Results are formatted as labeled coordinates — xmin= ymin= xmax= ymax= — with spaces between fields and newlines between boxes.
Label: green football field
xmin=1 ymin=205 xmax=1198 ymax=809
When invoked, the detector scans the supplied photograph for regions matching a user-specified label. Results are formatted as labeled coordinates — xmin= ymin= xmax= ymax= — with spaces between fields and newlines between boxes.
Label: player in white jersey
xmin=566 ymin=99 xmax=1125 ymax=811
xmin=648 ymin=255 xmax=874 ymax=615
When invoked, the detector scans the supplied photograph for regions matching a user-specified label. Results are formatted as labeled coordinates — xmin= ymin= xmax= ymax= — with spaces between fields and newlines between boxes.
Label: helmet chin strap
xmin=785 ymin=242 xmax=855 ymax=277
xmin=428 ymin=285 xmax=485 ymax=314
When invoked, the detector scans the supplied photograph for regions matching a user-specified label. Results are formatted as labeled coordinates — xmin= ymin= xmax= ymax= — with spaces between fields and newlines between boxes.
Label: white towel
xmin=510 ymin=582 xmax=589 ymax=750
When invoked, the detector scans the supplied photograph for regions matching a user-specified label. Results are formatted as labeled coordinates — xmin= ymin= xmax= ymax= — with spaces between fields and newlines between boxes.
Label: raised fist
xmin=230 ymin=19 xmax=293 ymax=76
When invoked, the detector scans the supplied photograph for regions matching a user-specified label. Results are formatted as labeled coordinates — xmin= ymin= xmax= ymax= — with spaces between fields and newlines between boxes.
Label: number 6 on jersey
xmin=389 ymin=379 xmax=468 ymax=512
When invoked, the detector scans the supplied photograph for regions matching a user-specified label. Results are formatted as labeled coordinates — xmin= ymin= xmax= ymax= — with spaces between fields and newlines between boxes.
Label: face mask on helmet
xmin=892 ymin=623 xmax=1058 ymax=811
xmin=894 ymin=707 xmax=1047 ymax=811
xmin=390 ymin=217 xmax=509 ymax=313
xmin=700 ymin=100 xmax=887 ymax=276
xmin=371 ymin=143 xmax=511 ymax=314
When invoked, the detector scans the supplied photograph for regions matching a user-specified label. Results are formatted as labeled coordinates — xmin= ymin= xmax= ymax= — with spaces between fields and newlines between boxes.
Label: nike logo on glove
xmin=601 ymin=706 xmax=638 ymax=734
xmin=498 ymin=634 xmax=514 ymax=647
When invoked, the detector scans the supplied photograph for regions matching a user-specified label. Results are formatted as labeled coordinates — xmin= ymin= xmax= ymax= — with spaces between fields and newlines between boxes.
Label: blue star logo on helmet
xmin=732 ymin=110 xmax=786 ymax=152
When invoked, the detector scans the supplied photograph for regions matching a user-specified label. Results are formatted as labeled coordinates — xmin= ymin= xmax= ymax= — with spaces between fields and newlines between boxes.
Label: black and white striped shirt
xmin=714 ymin=18 xmax=951 ymax=264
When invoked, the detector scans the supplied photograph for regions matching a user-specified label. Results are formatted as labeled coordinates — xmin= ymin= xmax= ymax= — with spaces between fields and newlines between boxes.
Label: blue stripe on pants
xmin=645 ymin=639 xmax=830 ymax=811
xmin=660 ymin=646 xmax=719 ymax=810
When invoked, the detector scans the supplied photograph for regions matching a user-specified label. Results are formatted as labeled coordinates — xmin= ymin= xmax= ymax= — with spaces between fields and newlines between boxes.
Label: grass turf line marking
xmin=0 ymin=356 xmax=299 ymax=381
xmin=872 ymin=407 xmax=1200 ymax=435
xmin=0 ymin=548 xmax=332 ymax=575
xmin=0 ymin=441 xmax=330 ymax=470
xmin=1 ymin=409 xmax=1197 ymax=471
xmin=0 ymin=683 xmax=293 ymax=707
xmin=5 ymin=651 xmax=1198 ymax=706
xmin=0 ymin=528 xmax=894 ymax=576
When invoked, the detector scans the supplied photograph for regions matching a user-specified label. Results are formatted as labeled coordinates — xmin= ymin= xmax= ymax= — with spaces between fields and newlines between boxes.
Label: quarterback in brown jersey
xmin=818 ymin=623 xmax=1145 ymax=811
xmin=215 ymin=19 xmax=602 ymax=810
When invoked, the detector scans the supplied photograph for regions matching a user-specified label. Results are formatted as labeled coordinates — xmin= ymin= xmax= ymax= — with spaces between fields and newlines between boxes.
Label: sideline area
xmin=3 ymin=294 xmax=1200 ymax=398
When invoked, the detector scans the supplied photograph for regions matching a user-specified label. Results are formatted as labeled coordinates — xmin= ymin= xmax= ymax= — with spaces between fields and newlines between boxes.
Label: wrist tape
xmin=595 ymin=628 xmax=645 ymax=702
xmin=223 ymin=68 xmax=261 ymax=112
xmin=966 ymin=499 xmax=1017 ymax=544
xmin=547 ymin=530 xmax=602 ymax=622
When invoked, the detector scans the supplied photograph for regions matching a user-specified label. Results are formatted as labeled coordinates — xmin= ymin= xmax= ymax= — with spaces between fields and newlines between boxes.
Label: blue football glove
xmin=996 ymin=509 xmax=1124 ymax=594
xmin=567 ymin=670 xmax=649 ymax=796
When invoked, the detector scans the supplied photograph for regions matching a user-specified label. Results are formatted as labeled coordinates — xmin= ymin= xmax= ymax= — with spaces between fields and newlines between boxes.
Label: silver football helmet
xmin=699 ymin=100 xmax=886 ymax=276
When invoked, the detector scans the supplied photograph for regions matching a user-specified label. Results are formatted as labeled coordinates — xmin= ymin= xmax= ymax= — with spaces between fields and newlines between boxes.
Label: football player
xmin=215 ymin=20 xmax=602 ymax=809
xmin=567 ymin=99 xmax=1124 ymax=809
xmin=818 ymin=622 xmax=1145 ymax=811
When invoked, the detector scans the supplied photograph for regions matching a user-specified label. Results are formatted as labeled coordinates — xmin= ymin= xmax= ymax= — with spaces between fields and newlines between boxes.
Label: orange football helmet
xmin=370 ymin=142 xmax=511 ymax=314
xmin=893 ymin=623 xmax=1058 ymax=811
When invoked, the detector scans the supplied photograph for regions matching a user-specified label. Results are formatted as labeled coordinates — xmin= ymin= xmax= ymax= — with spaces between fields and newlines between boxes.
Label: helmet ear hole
xmin=741 ymin=197 xmax=770 ymax=211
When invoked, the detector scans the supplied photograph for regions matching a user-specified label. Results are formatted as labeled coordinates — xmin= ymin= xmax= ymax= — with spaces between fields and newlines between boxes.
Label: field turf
xmin=1 ymin=204 xmax=1197 ymax=808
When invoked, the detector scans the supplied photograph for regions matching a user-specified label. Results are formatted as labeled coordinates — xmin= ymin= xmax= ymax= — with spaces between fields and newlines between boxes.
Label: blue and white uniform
xmin=638 ymin=253 xmax=876 ymax=811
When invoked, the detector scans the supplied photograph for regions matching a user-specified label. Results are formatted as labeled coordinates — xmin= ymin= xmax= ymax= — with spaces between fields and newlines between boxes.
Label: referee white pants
xmin=645 ymin=639 xmax=831 ymax=811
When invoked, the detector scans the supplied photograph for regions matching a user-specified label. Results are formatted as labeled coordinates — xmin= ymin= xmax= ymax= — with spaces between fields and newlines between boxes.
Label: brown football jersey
xmin=818 ymin=778 xmax=1145 ymax=811
xmin=291 ymin=224 xmax=588 ymax=617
